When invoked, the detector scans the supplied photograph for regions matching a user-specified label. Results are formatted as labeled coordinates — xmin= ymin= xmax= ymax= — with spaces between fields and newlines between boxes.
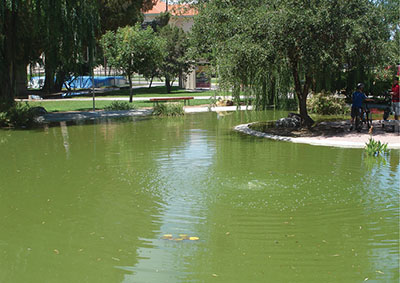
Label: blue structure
xmin=29 ymin=76 xmax=127 ymax=95
xmin=65 ymin=76 xmax=126 ymax=89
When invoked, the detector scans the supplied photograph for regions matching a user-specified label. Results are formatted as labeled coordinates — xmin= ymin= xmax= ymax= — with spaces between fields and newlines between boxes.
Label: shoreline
xmin=234 ymin=122 xmax=400 ymax=149
xmin=38 ymin=105 xmax=254 ymax=122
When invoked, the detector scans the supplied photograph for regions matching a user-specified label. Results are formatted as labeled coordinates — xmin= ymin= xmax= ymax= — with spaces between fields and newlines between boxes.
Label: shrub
xmin=6 ymin=103 xmax=38 ymax=128
xmin=0 ymin=112 xmax=8 ymax=127
xmin=365 ymin=138 xmax=389 ymax=156
xmin=153 ymin=102 xmax=184 ymax=116
xmin=307 ymin=91 xmax=349 ymax=115
xmin=104 ymin=101 xmax=135 ymax=111
xmin=0 ymin=103 xmax=45 ymax=128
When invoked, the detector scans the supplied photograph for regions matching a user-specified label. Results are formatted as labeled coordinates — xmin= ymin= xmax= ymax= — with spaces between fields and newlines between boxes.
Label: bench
xmin=149 ymin=97 xmax=194 ymax=106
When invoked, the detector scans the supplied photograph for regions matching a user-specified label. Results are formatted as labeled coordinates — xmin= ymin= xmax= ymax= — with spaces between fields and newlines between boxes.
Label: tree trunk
xmin=178 ymin=72 xmax=184 ymax=89
xmin=290 ymin=55 xmax=314 ymax=127
xmin=128 ymin=75 xmax=133 ymax=103
xmin=43 ymin=66 xmax=55 ymax=94
xmin=0 ymin=6 xmax=17 ymax=110
xmin=0 ymin=55 xmax=16 ymax=110
xmin=16 ymin=62 xmax=28 ymax=98
xmin=165 ymin=75 xmax=171 ymax=93
xmin=54 ymin=70 xmax=66 ymax=93
xmin=148 ymin=76 xmax=153 ymax=88
xmin=298 ymin=94 xmax=314 ymax=126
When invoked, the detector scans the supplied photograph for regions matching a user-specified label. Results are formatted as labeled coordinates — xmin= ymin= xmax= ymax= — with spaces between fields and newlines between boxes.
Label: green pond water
xmin=0 ymin=111 xmax=399 ymax=282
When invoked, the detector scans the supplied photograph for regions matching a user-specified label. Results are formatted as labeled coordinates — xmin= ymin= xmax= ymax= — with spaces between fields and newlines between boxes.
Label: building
xmin=143 ymin=1 xmax=196 ymax=32
xmin=143 ymin=1 xmax=209 ymax=90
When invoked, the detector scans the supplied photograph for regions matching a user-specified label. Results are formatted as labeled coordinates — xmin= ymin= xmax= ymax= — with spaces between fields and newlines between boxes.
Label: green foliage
xmin=0 ymin=112 xmax=8 ymax=127
xmin=158 ymin=25 xmax=191 ymax=93
xmin=307 ymin=92 xmax=349 ymax=115
xmin=153 ymin=102 xmax=185 ymax=116
xmin=365 ymin=138 xmax=389 ymax=156
xmin=275 ymin=97 xmax=299 ymax=111
xmin=38 ymin=0 xmax=100 ymax=92
xmin=145 ymin=12 xmax=171 ymax=32
xmin=98 ymin=0 xmax=156 ymax=33
xmin=190 ymin=0 xmax=390 ymax=123
xmin=101 ymin=25 xmax=165 ymax=101
xmin=0 ymin=0 xmax=100 ymax=99
xmin=0 ymin=103 xmax=38 ymax=128
xmin=0 ymin=0 xmax=155 ymax=103
xmin=104 ymin=101 xmax=135 ymax=111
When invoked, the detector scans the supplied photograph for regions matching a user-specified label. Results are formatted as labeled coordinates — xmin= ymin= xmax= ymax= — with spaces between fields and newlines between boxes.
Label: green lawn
xmin=69 ymin=86 xmax=223 ymax=99
xmin=23 ymin=85 xmax=233 ymax=112
xmin=28 ymin=99 xmax=213 ymax=112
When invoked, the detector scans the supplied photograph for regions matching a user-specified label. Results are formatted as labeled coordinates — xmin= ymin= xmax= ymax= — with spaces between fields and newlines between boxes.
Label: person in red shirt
xmin=391 ymin=77 xmax=399 ymax=120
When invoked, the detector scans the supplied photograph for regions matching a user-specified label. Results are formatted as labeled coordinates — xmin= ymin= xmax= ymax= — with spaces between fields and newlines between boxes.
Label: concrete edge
xmin=234 ymin=123 xmax=400 ymax=149
xmin=38 ymin=109 xmax=153 ymax=123
xmin=185 ymin=105 xmax=253 ymax=113
xmin=38 ymin=106 xmax=253 ymax=122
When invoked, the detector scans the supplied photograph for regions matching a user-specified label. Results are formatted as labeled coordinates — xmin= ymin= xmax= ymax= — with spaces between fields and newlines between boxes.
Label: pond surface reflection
xmin=0 ymin=111 xmax=398 ymax=282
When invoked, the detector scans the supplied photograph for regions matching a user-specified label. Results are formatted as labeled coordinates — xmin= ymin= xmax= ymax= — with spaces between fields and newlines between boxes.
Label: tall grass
xmin=104 ymin=101 xmax=135 ymax=111
xmin=153 ymin=102 xmax=184 ymax=116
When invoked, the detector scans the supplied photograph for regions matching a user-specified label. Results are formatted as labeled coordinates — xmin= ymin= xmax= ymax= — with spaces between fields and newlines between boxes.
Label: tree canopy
xmin=98 ymin=0 xmax=157 ymax=33
xmin=0 ymin=0 xmax=157 ymax=110
xmin=159 ymin=25 xmax=191 ymax=93
xmin=101 ymin=24 xmax=165 ymax=102
xmin=191 ymin=0 xmax=392 ymax=125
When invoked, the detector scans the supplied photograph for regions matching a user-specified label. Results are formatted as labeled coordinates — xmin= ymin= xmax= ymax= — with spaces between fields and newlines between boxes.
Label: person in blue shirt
xmin=350 ymin=83 xmax=367 ymax=129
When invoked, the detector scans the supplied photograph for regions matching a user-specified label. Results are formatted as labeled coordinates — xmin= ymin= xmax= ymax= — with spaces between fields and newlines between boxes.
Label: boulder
xmin=275 ymin=113 xmax=301 ymax=129
xmin=29 ymin=106 xmax=47 ymax=116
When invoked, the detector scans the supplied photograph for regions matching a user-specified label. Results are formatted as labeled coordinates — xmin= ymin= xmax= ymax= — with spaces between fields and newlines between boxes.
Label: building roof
xmin=144 ymin=0 xmax=196 ymax=16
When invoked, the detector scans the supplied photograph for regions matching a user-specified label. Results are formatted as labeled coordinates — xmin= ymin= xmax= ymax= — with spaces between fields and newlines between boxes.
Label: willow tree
xmin=0 ymin=0 xmax=157 ymax=108
xmin=191 ymin=0 xmax=390 ymax=126
xmin=41 ymin=0 xmax=159 ymax=93
xmin=0 ymin=0 xmax=100 ymax=108
xmin=190 ymin=1 xmax=279 ymax=108
xmin=39 ymin=0 xmax=100 ymax=93
xmin=0 ymin=0 xmax=41 ymax=110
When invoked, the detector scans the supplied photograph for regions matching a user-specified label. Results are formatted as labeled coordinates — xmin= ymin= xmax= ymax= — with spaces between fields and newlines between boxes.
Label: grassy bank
xmin=22 ymin=85 xmax=232 ymax=112
xmin=28 ymin=99 xmax=212 ymax=112
xmin=69 ymin=86 xmax=223 ymax=99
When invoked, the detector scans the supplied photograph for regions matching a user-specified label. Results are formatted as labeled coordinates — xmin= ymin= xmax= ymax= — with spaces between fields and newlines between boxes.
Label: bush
xmin=104 ymin=101 xmax=135 ymax=111
xmin=153 ymin=102 xmax=184 ymax=116
xmin=6 ymin=103 xmax=38 ymax=128
xmin=307 ymin=91 xmax=349 ymax=115
xmin=0 ymin=112 xmax=8 ymax=127
xmin=0 ymin=103 xmax=44 ymax=128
